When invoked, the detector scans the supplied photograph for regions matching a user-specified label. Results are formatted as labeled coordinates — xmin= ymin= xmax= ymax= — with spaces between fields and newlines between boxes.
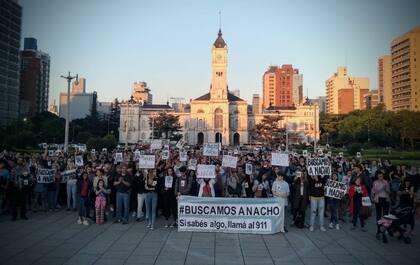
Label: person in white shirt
xmin=272 ymin=171 xmax=289 ymax=233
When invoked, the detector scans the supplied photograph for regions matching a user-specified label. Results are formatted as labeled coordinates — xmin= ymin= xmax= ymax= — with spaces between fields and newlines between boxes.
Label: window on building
xmin=214 ymin=108 xmax=223 ymax=129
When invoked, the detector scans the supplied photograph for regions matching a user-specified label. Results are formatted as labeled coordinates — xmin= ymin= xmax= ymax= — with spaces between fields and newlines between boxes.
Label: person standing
xmin=308 ymin=174 xmax=327 ymax=232
xmin=77 ymin=172 xmax=92 ymax=226
xmin=132 ymin=169 xmax=146 ymax=221
xmin=113 ymin=166 xmax=131 ymax=224
xmin=328 ymin=173 xmax=341 ymax=230
xmin=95 ymin=179 xmax=109 ymax=224
xmin=372 ymin=172 xmax=390 ymax=237
xmin=349 ymin=177 xmax=368 ymax=231
xmin=292 ymin=170 xmax=308 ymax=228
xmin=272 ymin=172 xmax=289 ymax=233
xmin=145 ymin=169 xmax=159 ymax=230
xmin=162 ymin=168 xmax=177 ymax=227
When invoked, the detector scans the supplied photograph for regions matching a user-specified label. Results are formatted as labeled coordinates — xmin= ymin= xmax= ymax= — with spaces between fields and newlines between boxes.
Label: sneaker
xmin=336 ymin=224 xmax=340 ymax=230
xmin=361 ymin=227 xmax=367 ymax=232
xmin=132 ymin=212 xmax=136 ymax=217
xmin=110 ymin=206 xmax=114 ymax=212
xmin=77 ymin=218 xmax=82 ymax=225
xmin=82 ymin=220 xmax=89 ymax=226
xmin=146 ymin=223 xmax=151 ymax=228
xmin=309 ymin=226 xmax=314 ymax=232
xmin=150 ymin=226 xmax=154 ymax=230
xmin=350 ymin=226 xmax=356 ymax=230
xmin=320 ymin=226 xmax=326 ymax=232
xmin=329 ymin=222 xmax=334 ymax=229
xmin=114 ymin=219 xmax=121 ymax=223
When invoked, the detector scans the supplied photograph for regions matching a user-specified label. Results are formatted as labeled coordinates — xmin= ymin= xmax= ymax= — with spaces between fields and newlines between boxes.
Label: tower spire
xmin=218 ymin=10 xmax=222 ymax=33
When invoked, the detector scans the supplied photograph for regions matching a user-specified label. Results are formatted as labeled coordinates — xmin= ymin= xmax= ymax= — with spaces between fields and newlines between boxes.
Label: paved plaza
xmin=0 ymin=210 xmax=419 ymax=265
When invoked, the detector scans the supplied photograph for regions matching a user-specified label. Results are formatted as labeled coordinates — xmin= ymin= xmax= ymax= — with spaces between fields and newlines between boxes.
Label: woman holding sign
xmin=161 ymin=168 xmax=177 ymax=228
xmin=348 ymin=177 xmax=368 ymax=231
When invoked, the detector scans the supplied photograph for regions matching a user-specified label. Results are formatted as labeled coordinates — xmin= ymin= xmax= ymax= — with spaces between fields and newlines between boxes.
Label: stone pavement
xmin=0 ymin=210 xmax=419 ymax=265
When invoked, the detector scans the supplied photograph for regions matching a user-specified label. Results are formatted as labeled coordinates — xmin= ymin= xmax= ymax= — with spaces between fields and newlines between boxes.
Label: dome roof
xmin=213 ymin=29 xmax=227 ymax=48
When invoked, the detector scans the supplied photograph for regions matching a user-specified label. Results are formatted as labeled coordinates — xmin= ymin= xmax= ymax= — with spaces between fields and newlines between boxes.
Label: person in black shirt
xmin=113 ymin=165 xmax=131 ymax=224
xmin=145 ymin=169 xmax=159 ymax=230
xmin=131 ymin=169 xmax=146 ymax=221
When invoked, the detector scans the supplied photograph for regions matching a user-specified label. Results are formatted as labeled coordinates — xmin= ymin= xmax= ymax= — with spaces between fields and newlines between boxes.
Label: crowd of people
xmin=0 ymin=146 xmax=419 ymax=238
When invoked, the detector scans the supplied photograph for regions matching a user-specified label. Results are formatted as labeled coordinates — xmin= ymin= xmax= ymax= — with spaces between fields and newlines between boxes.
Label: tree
xmin=249 ymin=115 xmax=285 ymax=147
xmin=150 ymin=113 xmax=182 ymax=140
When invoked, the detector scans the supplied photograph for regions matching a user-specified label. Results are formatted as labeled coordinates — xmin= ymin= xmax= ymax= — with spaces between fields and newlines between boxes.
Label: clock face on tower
xmin=216 ymin=54 xmax=222 ymax=60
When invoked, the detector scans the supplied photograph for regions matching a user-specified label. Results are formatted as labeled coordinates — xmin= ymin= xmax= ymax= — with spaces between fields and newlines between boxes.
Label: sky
xmin=20 ymin=0 xmax=420 ymax=105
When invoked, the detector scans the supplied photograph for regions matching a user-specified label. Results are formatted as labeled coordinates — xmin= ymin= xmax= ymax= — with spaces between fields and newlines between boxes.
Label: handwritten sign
xmin=203 ymin=143 xmax=219 ymax=157
xmin=179 ymin=151 xmax=188 ymax=162
xmin=324 ymin=179 xmax=347 ymax=199
xmin=61 ymin=169 xmax=76 ymax=183
xmin=307 ymin=157 xmax=331 ymax=176
xmin=37 ymin=168 xmax=55 ymax=183
xmin=139 ymin=155 xmax=155 ymax=169
xmin=271 ymin=152 xmax=289 ymax=167
xmin=302 ymin=150 xmax=308 ymax=157
xmin=222 ymin=155 xmax=238 ymax=168
xmin=197 ymin=164 xmax=216 ymax=178
xmin=150 ymin=139 xmax=162 ymax=150
xmin=176 ymin=139 xmax=185 ymax=149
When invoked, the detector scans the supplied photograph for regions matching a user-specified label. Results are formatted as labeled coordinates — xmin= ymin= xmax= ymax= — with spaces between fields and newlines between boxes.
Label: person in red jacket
xmin=348 ymin=176 xmax=368 ymax=231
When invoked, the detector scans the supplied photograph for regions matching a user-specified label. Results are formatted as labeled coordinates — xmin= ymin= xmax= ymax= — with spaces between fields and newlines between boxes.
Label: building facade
xmin=0 ymin=0 xmax=22 ymax=126
xmin=263 ymin=65 xmax=297 ymax=108
xmin=326 ymin=66 xmax=370 ymax=114
xmin=19 ymin=38 xmax=50 ymax=117
xmin=378 ymin=55 xmax=392 ymax=111
xmin=119 ymin=29 xmax=319 ymax=145
xmin=59 ymin=78 xmax=97 ymax=121
xmin=293 ymin=69 xmax=303 ymax=106
xmin=391 ymin=26 xmax=420 ymax=111
xmin=132 ymin=81 xmax=153 ymax=104
xmin=363 ymin=90 xmax=379 ymax=110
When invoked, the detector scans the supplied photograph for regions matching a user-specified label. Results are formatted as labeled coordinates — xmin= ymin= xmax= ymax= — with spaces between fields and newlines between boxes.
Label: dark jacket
xmin=292 ymin=178 xmax=309 ymax=211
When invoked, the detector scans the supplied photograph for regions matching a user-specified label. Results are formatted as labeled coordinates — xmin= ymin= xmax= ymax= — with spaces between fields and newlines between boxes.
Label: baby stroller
xmin=377 ymin=206 xmax=412 ymax=244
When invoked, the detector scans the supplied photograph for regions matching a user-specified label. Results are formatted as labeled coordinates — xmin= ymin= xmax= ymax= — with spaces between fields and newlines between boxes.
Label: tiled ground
xmin=0 ymin=209 xmax=419 ymax=265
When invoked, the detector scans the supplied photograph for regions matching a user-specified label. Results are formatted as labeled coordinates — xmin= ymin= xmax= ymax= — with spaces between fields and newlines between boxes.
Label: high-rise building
xmin=391 ymin=26 xmax=420 ymax=111
xmin=263 ymin=64 xmax=296 ymax=108
xmin=252 ymin=94 xmax=262 ymax=114
xmin=59 ymin=77 xmax=97 ymax=121
xmin=48 ymin=100 xmax=58 ymax=116
xmin=325 ymin=66 xmax=370 ymax=114
xmin=19 ymin=38 xmax=50 ymax=117
xmin=293 ymin=69 xmax=303 ymax=106
xmin=363 ymin=90 xmax=379 ymax=110
xmin=0 ymin=0 xmax=22 ymax=126
xmin=132 ymin=81 xmax=152 ymax=104
xmin=378 ymin=55 xmax=392 ymax=111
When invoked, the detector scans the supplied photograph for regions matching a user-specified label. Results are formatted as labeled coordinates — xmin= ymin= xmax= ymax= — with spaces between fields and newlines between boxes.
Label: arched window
xmin=214 ymin=108 xmax=223 ymax=129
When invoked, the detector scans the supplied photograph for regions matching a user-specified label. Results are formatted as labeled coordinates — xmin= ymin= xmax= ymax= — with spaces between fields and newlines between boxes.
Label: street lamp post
xmin=313 ymin=102 xmax=317 ymax=153
xmin=60 ymin=72 xmax=77 ymax=152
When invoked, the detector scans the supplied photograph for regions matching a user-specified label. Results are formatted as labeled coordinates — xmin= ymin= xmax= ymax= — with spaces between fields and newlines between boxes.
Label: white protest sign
xmin=317 ymin=148 xmax=323 ymax=156
xmin=222 ymin=155 xmax=238 ymax=168
xmin=75 ymin=155 xmax=84 ymax=167
xmin=161 ymin=150 xmax=170 ymax=160
xmin=37 ymin=168 xmax=55 ymax=183
xmin=164 ymin=144 xmax=170 ymax=150
xmin=339 ymin=152 xmax=343 ymax=158
xmin=203 ymin=143 xmax=219 ymax=157
xmin=324 ymin=179 xmax=347 ymax=199
xmin=91 ymin=149 xmax=96 ymax=155
xmin=197 ymin=164 xmax=216 ymax=178
xmin=134 ymin=150 xmax=141 ymax=161
xmin=327 ymin=151 xmax=332 ymax=157
xmin=102 ymin=148 xmax=107 ymax=152
xmin=48 ymin=150 xmax=54 ymax=157
xmin=150 ymin=139 xmax=162 ymax=150
xmin=176 ymin=139 xmax=185 ymax=149
xmin=188 ymin=159 xmax=197 ymax=170
xmin=139 ymin=155 xmax=155 ymax=169
xmin=271 ymin=152 xmax=289 ymax=167
xmin=61 ymin=169 xmax=76 ymax=183
xmin=245 ymin=163 xmax=253 ymax=175
xmin=302 ymin=150 xmax=308 ymax=157
xmin=356 ymin=152 xmax=362 ymax=158
xmin=362 ymin=196 xmax=372 ymax=206
xmin=115 ymin=152 xmax=123 ymax=162
xmin=165 ymin=175 xmax=173 ymax=188
xmin=78 ymin=145 xmax=86 ymax=152
xmin=307 ymin=157 xmax=331 ymax=176
xmin=179 ymin=151 xmax=188 ymax=162
xmin=54 ymin=150 xmax=60 ymax=156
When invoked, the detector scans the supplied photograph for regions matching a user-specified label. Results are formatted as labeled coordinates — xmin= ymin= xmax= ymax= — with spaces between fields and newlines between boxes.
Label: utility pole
xmin=60 ymin=72 xmax=77 ymax=152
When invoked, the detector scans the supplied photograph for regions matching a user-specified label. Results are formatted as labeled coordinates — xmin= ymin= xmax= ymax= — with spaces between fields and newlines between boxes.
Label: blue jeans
xmin=116 ymin=192 xmax=130 ymax=222
xmin=67 ymin=182 xmax=77 ymax=209
xmin=329 ymin=199 xmax=339 ymax=224
xmin=145 ymin=192 xmax=158 ymax=227
xmin=79 ymin=196 xmax=88 ymax=218
xmin=310 ymin=197 xmax=325 ymax=227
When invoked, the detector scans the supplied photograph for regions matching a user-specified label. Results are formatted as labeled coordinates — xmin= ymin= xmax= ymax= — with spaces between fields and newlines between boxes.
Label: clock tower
xmin=210 ymin=29 xmax=228 ymax=100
